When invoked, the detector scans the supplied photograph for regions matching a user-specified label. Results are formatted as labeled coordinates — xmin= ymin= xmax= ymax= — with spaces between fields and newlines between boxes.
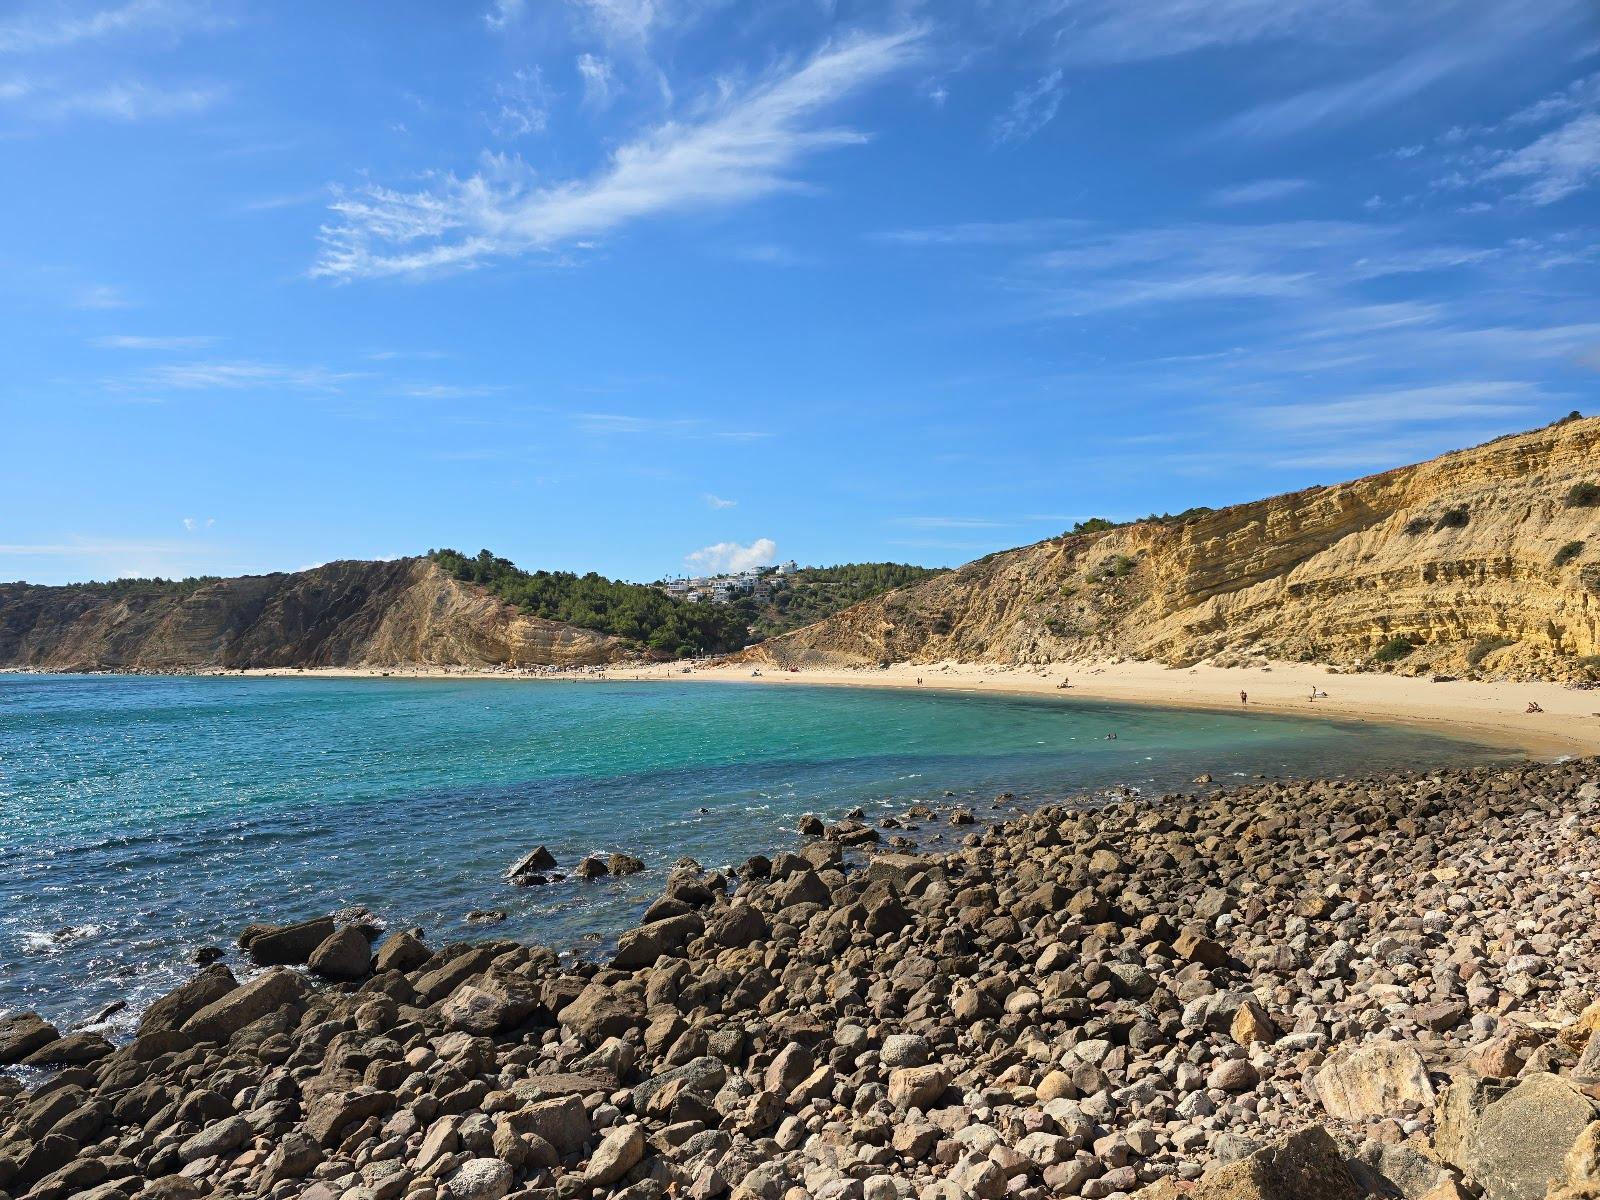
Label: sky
xmin=3 ymin=0 xmax=1599 ymax=585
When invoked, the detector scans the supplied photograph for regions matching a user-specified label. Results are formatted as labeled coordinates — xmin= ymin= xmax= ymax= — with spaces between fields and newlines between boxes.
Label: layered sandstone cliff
xmin=0 ymin=558 xmax=629 ymax=672
xmin=753 ymin=417 xmax=1600 ymax=680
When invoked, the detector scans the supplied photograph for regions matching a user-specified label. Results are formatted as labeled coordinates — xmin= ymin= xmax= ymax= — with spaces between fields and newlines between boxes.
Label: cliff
xmin=752 ymin=416 xmax=1600 ymax=680
xmin=0 ymin=558 xmax=630 ymax=672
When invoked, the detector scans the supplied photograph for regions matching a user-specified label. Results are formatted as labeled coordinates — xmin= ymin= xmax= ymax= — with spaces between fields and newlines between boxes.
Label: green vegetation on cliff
xmin=429 ymin=548 xmax=748 ymax=658
xmin=732 ymin=562 xmax=946 ymax=639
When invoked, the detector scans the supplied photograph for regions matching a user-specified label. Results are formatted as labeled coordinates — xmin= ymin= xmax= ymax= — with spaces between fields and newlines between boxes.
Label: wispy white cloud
xmin=2 ymin=77 xmax=224 ymax=121
xmin=703 ymin=493 xmax=737 ymax=509
xmin=397 ymin=382 xmax=502 ymax=399
xmin=181 ymin=516 xmax=215 ymax=531
xmin=0 ymin=0 xmax=225 ymax=54
xmin=490 ymin=67 xmax=551 ymax=138
xmin=876 ymin=218 xmax=1086 ymax=246
xmin=576 ymin=52 xmax=615 ymax=108
xmin=1481 ymin=113 xmax=1600 ymax=205
xmin=991 ymin=68 xmax=1063 ymax=145
xmin=1253 ymin=381 xmax=1547 ymax=431
xmin=119 ymin=359 xmax=362 ymax=392
xmin=93 ymin=334 xmax=216 ymax=350
xmin=572 ymin=412 xmax=769 ymax=440
xmin=891 ymin=516 xmax=1007 ymax=529
xmin=685 ymin=537 xmax=775 ymax=573
xmin=313 ymin=27 xmax=924 ymax=280
xmin=1209 ymin=177 xmax=1310 ymax=205
xmin=483 ymin=0 xmax=522 ymax=30
xmin=75 ymin=284 xmax=130 ymax=309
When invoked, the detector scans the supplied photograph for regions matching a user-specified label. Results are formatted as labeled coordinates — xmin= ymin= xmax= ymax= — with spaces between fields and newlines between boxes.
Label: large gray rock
xmin=441 ymin=970 xmax=541 ymax=1035
xmin=557 ymin=982 xmax=645 ymax=1041
xmin=178 ymin=1115 xmax=252 ymax=1163
xmin=450 ymin=1157 xmax=514 ymax=1200
xmin=373 ymin=928 xmax=431 ymax=974
xmin=307 ymin=925 xmax=371 ymax=980
xmin=138 ymin=964 xmax=237 ymax=1036
xmin=1191 ymin=1125 xmax=1362 ymax=1199
xmin=0 ymin=1012 xmax=59 ymax=1064
xmin=1449 ymin=1072 xmax=1599 ymax=1200
xmin=238 ymin=916 xmax=334 ymax=965
xmin=585 ymin=1123 xmax=646 ymax=1186
xmin=612 ymin=913 xmax=703 ymax=969
xmin=1313 ymin=1041 xmax=1435 ymax=1120
xmin=181 ymin=965 xmax=307 ymax=1043
xmin=508 ymin=1094 xmax=592 ymax=1156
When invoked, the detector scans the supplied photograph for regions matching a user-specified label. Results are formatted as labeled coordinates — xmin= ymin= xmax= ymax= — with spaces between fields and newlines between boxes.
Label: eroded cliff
xmin=0 ymin=558 xmax=630 ymax=672
xmin=753 ymin=417 xmax=1600 ymax=680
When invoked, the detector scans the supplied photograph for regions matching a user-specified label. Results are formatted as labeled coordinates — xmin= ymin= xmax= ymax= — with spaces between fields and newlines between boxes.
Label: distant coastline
xmin=8 ymin=654 xmax=1595 ymax=758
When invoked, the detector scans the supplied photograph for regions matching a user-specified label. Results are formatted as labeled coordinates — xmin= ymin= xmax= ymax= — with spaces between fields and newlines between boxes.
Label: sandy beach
xmin=210 ymin=657 xmax=1600 ymax=759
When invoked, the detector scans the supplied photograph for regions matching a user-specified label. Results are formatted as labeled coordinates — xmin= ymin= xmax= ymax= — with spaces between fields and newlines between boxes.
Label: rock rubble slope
xmin=5 ymin=758 xmax=1600 ymax=1198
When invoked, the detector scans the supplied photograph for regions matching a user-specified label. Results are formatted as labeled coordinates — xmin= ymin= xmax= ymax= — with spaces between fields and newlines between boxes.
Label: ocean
xmin=0 ymin=672 xmax=1503 ymax=1033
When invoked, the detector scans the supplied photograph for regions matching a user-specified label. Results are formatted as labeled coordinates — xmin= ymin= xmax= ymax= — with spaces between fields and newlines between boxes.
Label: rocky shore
xmin=4 ymin=757 xmax=1600 ymax=1200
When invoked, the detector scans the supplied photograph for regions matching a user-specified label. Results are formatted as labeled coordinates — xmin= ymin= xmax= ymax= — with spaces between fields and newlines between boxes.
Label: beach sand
xmin=217 ymin=657 xmax=1600 ymax=759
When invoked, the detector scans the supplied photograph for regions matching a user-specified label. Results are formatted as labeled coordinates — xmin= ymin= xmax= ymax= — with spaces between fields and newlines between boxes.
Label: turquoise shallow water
xmin=0 ymin=673 xmax=1502 ymax=1031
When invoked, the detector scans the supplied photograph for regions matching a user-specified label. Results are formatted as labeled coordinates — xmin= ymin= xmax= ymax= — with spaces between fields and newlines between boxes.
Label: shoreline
xmin=13 ymin=654 xmax=1593 ymax=759
xmin=4 ymin=755 xmax=1599 ymax=1199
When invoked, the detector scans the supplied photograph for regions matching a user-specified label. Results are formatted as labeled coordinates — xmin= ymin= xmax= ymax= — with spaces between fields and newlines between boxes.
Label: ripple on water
xmin=0 ymin=672 xmax=1507 ymax=1027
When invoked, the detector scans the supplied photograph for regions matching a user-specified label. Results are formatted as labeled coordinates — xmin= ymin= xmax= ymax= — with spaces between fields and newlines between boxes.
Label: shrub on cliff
xmin=1566 ymin=481 xmax=1600 ymax=508
xmin=1467 ymin=637 xmax=1514 ymax=668
xmin=1434 ymin=507 xmax=1470 ymax=530
xmin=1373 ymin=636 xmax=1416 ymax=664
xmin=1555 ymin=541 xmax=1585 ymax=567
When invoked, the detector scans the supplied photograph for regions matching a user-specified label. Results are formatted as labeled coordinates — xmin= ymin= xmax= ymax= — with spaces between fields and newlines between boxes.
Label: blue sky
xmin=3 ymin=0 xmax=1598 ymax=585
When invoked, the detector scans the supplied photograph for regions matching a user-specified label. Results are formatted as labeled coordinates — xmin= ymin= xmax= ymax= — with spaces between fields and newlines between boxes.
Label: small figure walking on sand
xmin=1240 ymin=690 xmax=1248 ymax=705
xmin=1526 ymin=701 xmax=1544 ymax=713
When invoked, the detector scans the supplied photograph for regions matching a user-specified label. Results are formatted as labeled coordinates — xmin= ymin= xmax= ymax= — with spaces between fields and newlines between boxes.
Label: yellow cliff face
xmin=755 ymin=416 xmax=1600 ymax=681
xmin=0 ymin=558 xmax=628 ymax=671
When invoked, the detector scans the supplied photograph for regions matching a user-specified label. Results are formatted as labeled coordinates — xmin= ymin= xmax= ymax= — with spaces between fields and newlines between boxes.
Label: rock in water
xmin=506 ymin=845 xmax=558 ymax=883
xmin=608 ymin=851 xmax=646 ymax=876
xmin=237 ymin=915 xmax=335 ymax=965
xmin=181 ymin=965 xmax=307 ymax=1042
xmin=575 ymin=855 xmax=609 ymax=879
xmin=0 ymin=1012 xmax=59 ymax=1063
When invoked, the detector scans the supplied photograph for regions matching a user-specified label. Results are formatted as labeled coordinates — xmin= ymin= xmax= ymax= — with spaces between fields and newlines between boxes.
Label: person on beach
xmin=1240 ymin=690 xmax=1248 ymax=705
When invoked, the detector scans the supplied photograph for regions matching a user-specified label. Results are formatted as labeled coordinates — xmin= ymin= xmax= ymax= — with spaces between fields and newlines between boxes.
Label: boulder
xmin=178 ymin=1114 xmax=252 ymax=1163
xmin=613 ymin=913 xmax=704 ymax=969
xmin=181 ymin=965 xmax=307 ymax=1043
xmin=1191 ymin=1125 xmax=1362 ymax=1199
xmin=441 ymin=970 xmax=542 ymax=1035
xmin=558 ymin=982 xmax=645 ymax=1042
xmin=373 ymin=928 xmax=431 ymax=974
xmin=307 ymin=925 xmax=371 ymax=980
xmin=510 ymin=1094 xmax=592 ymax=1156
xmin=20 ymin=1030 xmax=112 ymax=1065
xmin=706 ymin=904 xmax=769 ymax=948
xmin=238 ymin=916 xmax=335 ymax=965
xmin=585 ymin=1123 xmax=646 ymax=1186
xmin=138 ymin=964 xmax=237 ymax=1036
xmin=450 ymin=1157 xmax=514 ymax=1200
xmin=608 ymin=852 xmax=646 ymax=876
xmin=304 ymin=1088 xmax=395 ymax=1147
xmin=888 ymin=1065 xmax=949 ymax=1110
xmin=575 ymin=856 xmax=609 ymax=879
xmin=507 ymin=846 xmax=558 ymax=882
xmin=1448 ymin=1072 xmax=1599 ymax=1200
xmin=0 ymin=1012 xmax=59 ymax=1064
xmin=1313 ymin=1040 xmax=1435 ymax=1120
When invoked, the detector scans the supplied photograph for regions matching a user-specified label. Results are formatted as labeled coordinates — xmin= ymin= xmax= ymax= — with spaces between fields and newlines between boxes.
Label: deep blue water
xmin=0 ymin=673 xmax=1502 ymax=1032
